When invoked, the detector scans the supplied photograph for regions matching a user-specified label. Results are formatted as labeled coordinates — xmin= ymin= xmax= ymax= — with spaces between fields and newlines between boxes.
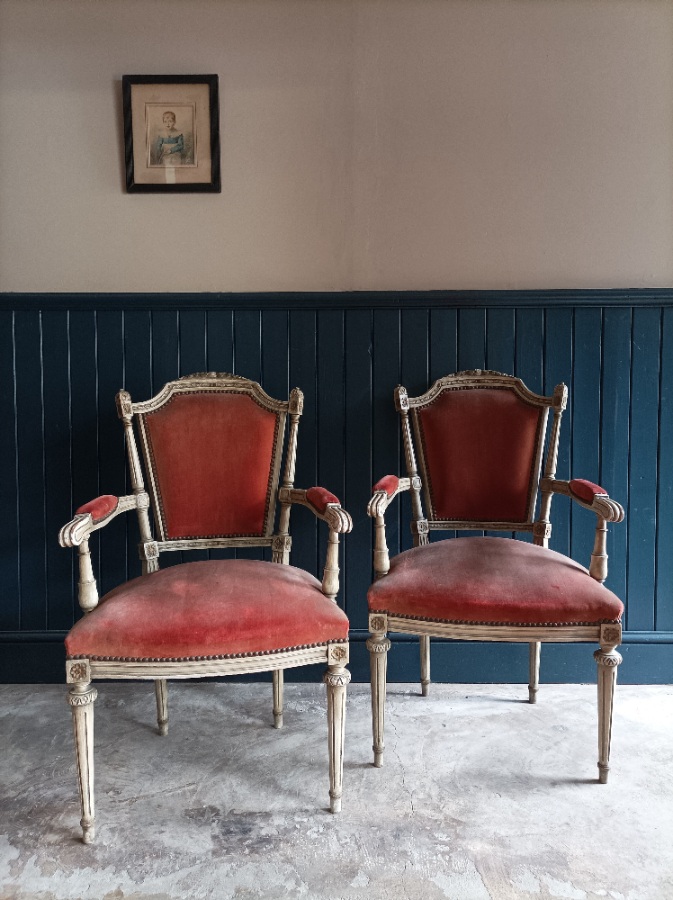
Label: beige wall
xmin=1 ymin=0 xmax=672 ymax=293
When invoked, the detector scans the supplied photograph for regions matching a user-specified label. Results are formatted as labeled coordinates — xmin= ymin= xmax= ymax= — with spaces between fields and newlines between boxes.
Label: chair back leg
xmin=273 ymin=669 xmax=284 ymax=729
xmin=68 ymin=683 xmax=97 ymax=844
xmin=528 ymin=642 xmax=541 ymax=704
xmin=420 ymin=635 xmax=431 ymax=696
xmin=154 ymin=679 xmax=169 ymax=736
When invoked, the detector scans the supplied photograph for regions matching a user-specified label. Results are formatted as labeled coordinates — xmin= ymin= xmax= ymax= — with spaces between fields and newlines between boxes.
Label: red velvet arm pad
xmin=373 ymin=475 xmax=400 ymax=498
xmin=75 ymin=495 xmax=119 ymax=523
xmin=306 ymin=486 xmax=340 ymax=513
xmin=569 ymin=479 xmax=608 ymax=504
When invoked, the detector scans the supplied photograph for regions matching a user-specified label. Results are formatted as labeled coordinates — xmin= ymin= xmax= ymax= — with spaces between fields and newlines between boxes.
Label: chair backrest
xmin=116 ymin=374 xmax=303 ymax=557
xmin=397 ymin=370 xmax=567 ymax=536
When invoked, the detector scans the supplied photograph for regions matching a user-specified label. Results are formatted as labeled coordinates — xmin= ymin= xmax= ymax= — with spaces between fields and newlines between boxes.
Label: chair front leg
xmin=420 ymin=635 xmax=431 ymax=697
xmin=155 ymin=679 xmax=168 ymax=736
xmin=367 ymin=616 xmax=391 ymax=767
xmin=273 ymin=669 xmax=284 ymax=729
xmin=67 ymin=682 xmax=98 ymax=844
xmin=594 ymin=624 xmax=623 ymax=783
xmin=528 ymin=642 xmax=541 ymax=704
xmin=323 ymin=664 xmax=351 ymax=813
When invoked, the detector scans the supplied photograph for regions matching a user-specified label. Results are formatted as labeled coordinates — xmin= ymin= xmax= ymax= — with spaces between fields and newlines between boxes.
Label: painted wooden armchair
xmin=366 ymin=370 xmax=625 ymax=782
xmin=59 ymin=373 xmax=352 ymax=843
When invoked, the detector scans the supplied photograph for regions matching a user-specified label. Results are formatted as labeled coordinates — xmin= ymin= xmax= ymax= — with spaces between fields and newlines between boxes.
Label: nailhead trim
xmin=369 ymin=610 xmax=622 ymax=628
xmin=67 ymin=639 xmax=347 ymax=663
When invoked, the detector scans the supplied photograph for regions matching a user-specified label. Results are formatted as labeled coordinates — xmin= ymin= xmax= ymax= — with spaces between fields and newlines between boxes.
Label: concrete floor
xmin=0 ymin=681 xmax=671 ymax=900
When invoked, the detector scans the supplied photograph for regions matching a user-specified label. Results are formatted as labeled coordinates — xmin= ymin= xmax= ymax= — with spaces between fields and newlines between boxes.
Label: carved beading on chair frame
xmin=66 ymin=641 xmax=348 ymax=682
xmin=400 ymin=370 xmax=559 ymax=410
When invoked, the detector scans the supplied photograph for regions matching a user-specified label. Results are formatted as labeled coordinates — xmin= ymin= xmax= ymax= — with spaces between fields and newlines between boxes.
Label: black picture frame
xmin=122 ymin=75 xmax=221 ymax=193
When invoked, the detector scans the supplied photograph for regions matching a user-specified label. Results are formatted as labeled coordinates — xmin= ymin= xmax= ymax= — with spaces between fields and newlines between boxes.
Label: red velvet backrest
xmin=139 ymin=391 xmax=282 ymax=540
xmin=413 ymin=385 xmax=547 ymax=524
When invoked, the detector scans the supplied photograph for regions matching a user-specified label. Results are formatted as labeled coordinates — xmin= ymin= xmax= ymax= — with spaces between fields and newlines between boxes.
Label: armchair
xmin=60 ymin=373 xmax=352 ymax=843
xmin=366 ymin=370 xmax=624 ymax=781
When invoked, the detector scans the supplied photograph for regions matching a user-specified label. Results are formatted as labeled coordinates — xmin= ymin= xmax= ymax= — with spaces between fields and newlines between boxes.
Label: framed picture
xmin=122 ymin=75 xmax=221 ymax=193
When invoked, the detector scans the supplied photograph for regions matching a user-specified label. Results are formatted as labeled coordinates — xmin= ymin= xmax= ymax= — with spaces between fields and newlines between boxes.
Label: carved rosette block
xmin=272 ymin=534 xmax=292 ymax=565
xmin=141 ymin=540 xmax=159 ymax=561
xmin=67 ymin=683 xmax=97 ymax=844
xmin=369 ymin=613 xmax=388 ymax=634
xmin=412 ymin=518 xmax=430 ymax=547
xmin=600 ymin=623 xmax=622 ymax=647
xmin=327 ymin=643 xmax=349 ymax=666
xmin=323 ymin=665 xmax=351 ymax=813
xmin=67 ymin=660 xmax=91 ymax=684
xmin=533 ymin=521 xmax=552 ymax=541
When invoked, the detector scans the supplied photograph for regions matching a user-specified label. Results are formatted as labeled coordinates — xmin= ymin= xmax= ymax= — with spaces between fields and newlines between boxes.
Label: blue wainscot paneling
xmin=1 ymin=290 xmax=672 ymax=684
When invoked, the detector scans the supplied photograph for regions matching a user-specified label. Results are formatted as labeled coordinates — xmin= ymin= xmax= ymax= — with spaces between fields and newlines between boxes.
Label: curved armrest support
xmin=367 ymin=475 xmax=412 ymax=578
xmin=278 ymin=486 xmax=353 ymax=533
xmin=277 ymin=486 xmax=353 ymax=601
xmin=59 ymin=492 xmax=150 ymax=548
xmin=541 ymin=478 xmax=624 ymax=523
xmin=540 ymin=477 xmax=624 ymax=582
xmin=367 ymin=476 xmax=411 ymax=518
xmin=59 ymin=492 xmax=150 ymax=613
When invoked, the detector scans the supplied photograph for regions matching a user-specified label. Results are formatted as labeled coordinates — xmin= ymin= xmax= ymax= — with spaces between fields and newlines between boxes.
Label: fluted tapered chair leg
xmin=68 ymin=683 xmax=97 ymax=844
xmin=528 ymin=642 xmax=541 ymax=704
xmin=595 ymin=643 xmax=622 ymax=783
xmin=155 ymin=679 xmax=168 ymax=735
xmin=367 ymin=632 xmax=391 ymax=767
xmin=324 ymin=665 xmax=350 ymax=813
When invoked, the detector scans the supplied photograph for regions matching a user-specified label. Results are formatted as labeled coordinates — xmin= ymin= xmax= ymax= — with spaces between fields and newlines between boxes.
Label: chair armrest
xmin=366 ymin=475 xmax=413 ymax=578
xmin=277 ymin=486 xmax=353 ymax=534
xmin=540 ymin=477 xmax=624 ymax=582
xmin=59 ymin=492 xmax=150 ymax=548
xmin=59 ymin=491 xmax=150 ymax=614
xmin=541 ymin=478 xmax=624 ymax=523
xmin=277 ymin=486 xmax=352 ymax=601
xmin=367 ymin=475 xmax=411 ymax=517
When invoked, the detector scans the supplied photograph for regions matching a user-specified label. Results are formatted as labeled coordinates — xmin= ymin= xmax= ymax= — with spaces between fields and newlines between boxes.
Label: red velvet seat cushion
xmin=368 ymin=537 xmax=623 ymax=626
xmin=66 ymin=560 xmax=349 ymax=661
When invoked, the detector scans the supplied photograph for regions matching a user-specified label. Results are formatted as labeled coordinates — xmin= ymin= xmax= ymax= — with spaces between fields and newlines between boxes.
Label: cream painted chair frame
xmin=60 ymin=373 xmax=352 ymax=843
xmin=366 ymin=370 xmax=624 ymax=782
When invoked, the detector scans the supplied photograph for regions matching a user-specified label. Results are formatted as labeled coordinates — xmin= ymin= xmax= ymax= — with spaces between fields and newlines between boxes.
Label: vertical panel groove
xmin=12 ymin=313 xmax=21 ymax=625
xmin=39 ymin=313 xmax=47 ymax=628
